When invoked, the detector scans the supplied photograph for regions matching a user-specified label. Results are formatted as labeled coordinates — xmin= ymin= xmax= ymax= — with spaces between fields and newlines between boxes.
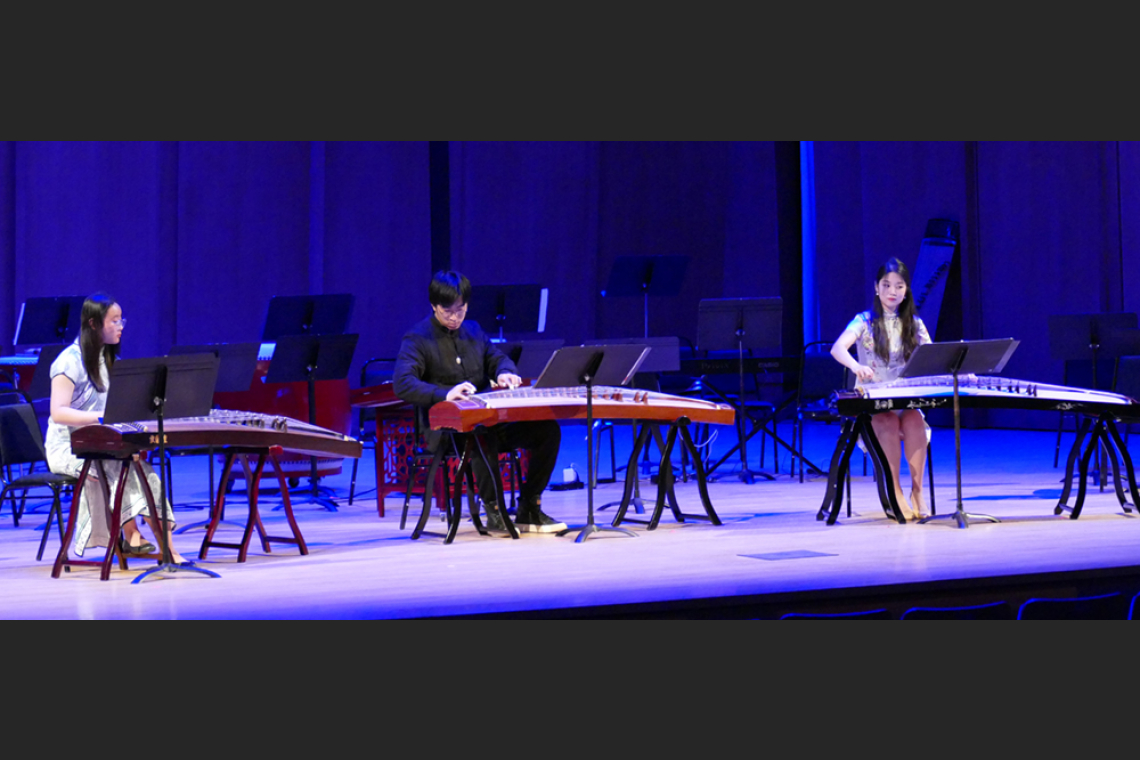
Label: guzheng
xmin=832 ymin=374 xmax=1140 ymax=419
xmin=69 ymin=408 xmax=363 ymax=460
xmin=429 ymin=386 xmax=735 ymax=433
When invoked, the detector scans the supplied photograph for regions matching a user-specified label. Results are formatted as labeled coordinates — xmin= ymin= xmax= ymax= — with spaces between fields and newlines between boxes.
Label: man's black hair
xmin=429 ymin=270 xmax=471 ymax=307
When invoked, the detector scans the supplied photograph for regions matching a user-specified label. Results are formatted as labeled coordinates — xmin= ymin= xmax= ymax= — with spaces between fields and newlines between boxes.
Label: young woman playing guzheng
xmin=45 ymin=293 xmax=190 ymax=563
xmin=830 ymin=258 xmax=932 ymax=521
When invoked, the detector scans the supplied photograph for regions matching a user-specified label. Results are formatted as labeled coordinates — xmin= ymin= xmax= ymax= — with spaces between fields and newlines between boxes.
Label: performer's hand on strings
xmin=493 ymin=373 xmax=522 ymax=390
xmin=854 ymin=364 xmax=875 ymax=382
xmin=446 ymin=382 xmax=477 ymax=401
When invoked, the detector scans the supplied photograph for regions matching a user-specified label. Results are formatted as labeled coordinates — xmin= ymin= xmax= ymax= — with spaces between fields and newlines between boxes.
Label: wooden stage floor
xmin=3 ymin=423 xmax=1140 ymax=619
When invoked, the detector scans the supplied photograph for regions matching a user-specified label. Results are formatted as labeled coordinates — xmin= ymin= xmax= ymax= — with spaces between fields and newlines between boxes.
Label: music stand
xmin=167 ymin=342 xmax=261 ymax=528
xmin=26 ymin=344 xmax=68 ymax=401
xmin=265 ymin=333 xmax=359 ymax=510
xmin=102 ymin=353 xmax=223 ymax=582
xmin=13 ymin=296 xmax=86 ymax=349
xmin=602 ymin=256 xmax=689 ymax=338
xmin=498 ymin=339 xmax=565 ymax=380
xmin=261 ymin=294 xmax=355 ymax=342
xmin=696 ymin=298 xmax=782 ymax=484
xmin=901 ymin=339 xmax=1019 ymax=529
xmin=534 ymin=345 xmax=649 ymax=542
xmin=466 ymin=285 xmax=548 ymax=341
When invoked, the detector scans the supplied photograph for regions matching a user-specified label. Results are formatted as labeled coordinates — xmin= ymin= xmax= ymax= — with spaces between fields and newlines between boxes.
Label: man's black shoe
xmin=483 ymin=504 xmax=509 ymax=533
xmin=516 ymin=499 xmax=567 ymax=533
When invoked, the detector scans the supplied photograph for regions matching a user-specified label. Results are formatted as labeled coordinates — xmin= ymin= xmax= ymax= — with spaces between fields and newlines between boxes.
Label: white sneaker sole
xmin=516 ymin=522 xmax=566 ymax=534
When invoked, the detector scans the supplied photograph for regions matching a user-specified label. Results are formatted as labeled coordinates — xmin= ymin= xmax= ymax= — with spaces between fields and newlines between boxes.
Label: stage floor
xmin=3 ymin=423 xmax=1140 ymax=619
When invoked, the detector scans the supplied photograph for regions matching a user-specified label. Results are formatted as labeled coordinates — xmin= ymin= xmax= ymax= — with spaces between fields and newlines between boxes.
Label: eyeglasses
xmin=109 ymin=318 xmax=127 ymax=328
xmin=435 ymin=304 xmax=467 ymax=319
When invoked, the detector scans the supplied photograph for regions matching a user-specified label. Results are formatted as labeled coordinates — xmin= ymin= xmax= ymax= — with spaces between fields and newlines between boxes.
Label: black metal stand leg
xmin=1106 ymin=419 xmax=1140 ymax=514
xmin=411 ymin=447 xmax=446 ymax=541
xmin=1068 ymin=419 xmax=1109 ymax=520
xmin=857 ymin=419 xmax=906 ymax=523
xmin=471 ymin=430 xmax=518 ymax=540
xmin=1056 ymin=416 xmax=1094 ymax=513
xmin=679 ymin=423 xmax=721 ymax=525
xmin=445 ymin=441 xmax=473 ymax=544
xmin=610 ymin=424 xmax=653 ymax=527
xmin=1102 ymin=429 xmax=1132 ymax=513
xmin=819 ymin=419 xmax=858 ymax=524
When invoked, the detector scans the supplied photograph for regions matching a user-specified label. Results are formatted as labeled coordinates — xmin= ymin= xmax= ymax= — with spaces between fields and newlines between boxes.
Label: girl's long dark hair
xmin=79 ymin=293 xmax=118 ymax=392
xmin=870 ymin=258 xmax=920 ymax=363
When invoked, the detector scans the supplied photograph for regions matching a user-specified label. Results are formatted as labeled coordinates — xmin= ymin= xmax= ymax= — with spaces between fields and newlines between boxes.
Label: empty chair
xmin=780 ymin=608 xmax=891 ymax=620
xmin=0 ymin=403 xmax=77 ymax=560
xmin=901 ymin=601 xmax=1014 ymax=620
xmin=348 ymin=356 xmax=396 ymax=508
xmin=1017 ymin=591 xmax=1128 ymax=620
xmin=792 ymin=341 xmax=851 ymax=482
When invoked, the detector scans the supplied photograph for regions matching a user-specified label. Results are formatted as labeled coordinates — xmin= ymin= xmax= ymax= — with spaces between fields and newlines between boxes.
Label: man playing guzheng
xmin=393 ymin=270 xmax=565 ymax=533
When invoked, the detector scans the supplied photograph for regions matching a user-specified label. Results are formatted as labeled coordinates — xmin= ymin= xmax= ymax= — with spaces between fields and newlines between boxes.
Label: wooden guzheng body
xmin=418 ymin=386 xmax=735 ymax=542
xmin=819 ymin=375 xmax=1140 ymax=525
xmin=69 ymin=408 xmax=363 ymax=460
xmin=429 ymin=386 xmax=735 ymax=432
xmin=54 ymin=410 xmax=361 ymax=579
xmin=211 ymin=343 xmax=354 ymax=482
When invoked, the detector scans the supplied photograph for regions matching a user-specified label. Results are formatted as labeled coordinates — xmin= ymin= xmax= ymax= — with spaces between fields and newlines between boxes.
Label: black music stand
xmin=498 ymin=339 xmax=565 ymax=380
xmin=167 ymin=342 xmax=261 ymax=529
xmin=535 ymin=345 xmax=649 ymax=542
xmin=102 ymin=353 xmax=223 ymax=582
xmin=13 ymin=296 xmax=86 ymax=349
xmin=602 ymin=256 xmax=689 ymax=338
xmin=26 ymin=344 xmax=67 ymax=401
xmin=261 ymin=294 xmax=355 ymax=342
xmin=265 ymin=333 xmax=359 ymax=510
xmin=467 ymin=285 xmax=548 ymax=342
xmin=696 ymin=298 xmax=783 ymax=484
xmin=902 ymin=339 xmax=1019 ymax=529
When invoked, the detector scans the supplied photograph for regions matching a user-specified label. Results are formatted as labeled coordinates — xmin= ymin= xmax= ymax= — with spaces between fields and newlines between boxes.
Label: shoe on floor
xmin=483 ymin=504 xmax=509 ymax=533
xmin=119 ymin=538 xmax=157 ymax=556
xmin=516 ymin=498 xmax=566 ymax=533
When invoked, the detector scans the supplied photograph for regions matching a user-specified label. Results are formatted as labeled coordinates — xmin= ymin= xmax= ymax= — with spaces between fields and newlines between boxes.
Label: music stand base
xmin=132 ymin=562 xmax=221 ymax=583
xmin=918 ymin=509 xmax=1000 ymax=529
xmin=557 ymin=522 xmax=638 ymax=543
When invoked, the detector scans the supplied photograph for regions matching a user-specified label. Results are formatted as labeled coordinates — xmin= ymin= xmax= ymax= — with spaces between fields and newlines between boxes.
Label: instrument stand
xmin=901 ymin=339 xmax=1019 ymax=529
xmin=536 ymin=345 xmax=650 ymax=542
xmin=168 ymin=342 xmax=260 ymax=532
xmin=695 ymin=298 xmax=783 ymax=483
xmin=265 ymin=333 xmax=359 ymax=511
xmin=98 ymin=353 xmax=224 ymax=582
xmin=597 ymin=421 xmax=652 ymax=514
xmin=1049 ymin=312 xmax=1138 ymax=490
xmin=586 ymin=337 xmax=683 ymax=512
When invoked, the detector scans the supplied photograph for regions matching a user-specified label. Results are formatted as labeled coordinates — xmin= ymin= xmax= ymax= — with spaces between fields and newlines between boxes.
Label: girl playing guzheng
xmin=830 ymin=258 xmax=932 ymax=522
xmin=45 ymin=292 xmax=189 ymax=563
